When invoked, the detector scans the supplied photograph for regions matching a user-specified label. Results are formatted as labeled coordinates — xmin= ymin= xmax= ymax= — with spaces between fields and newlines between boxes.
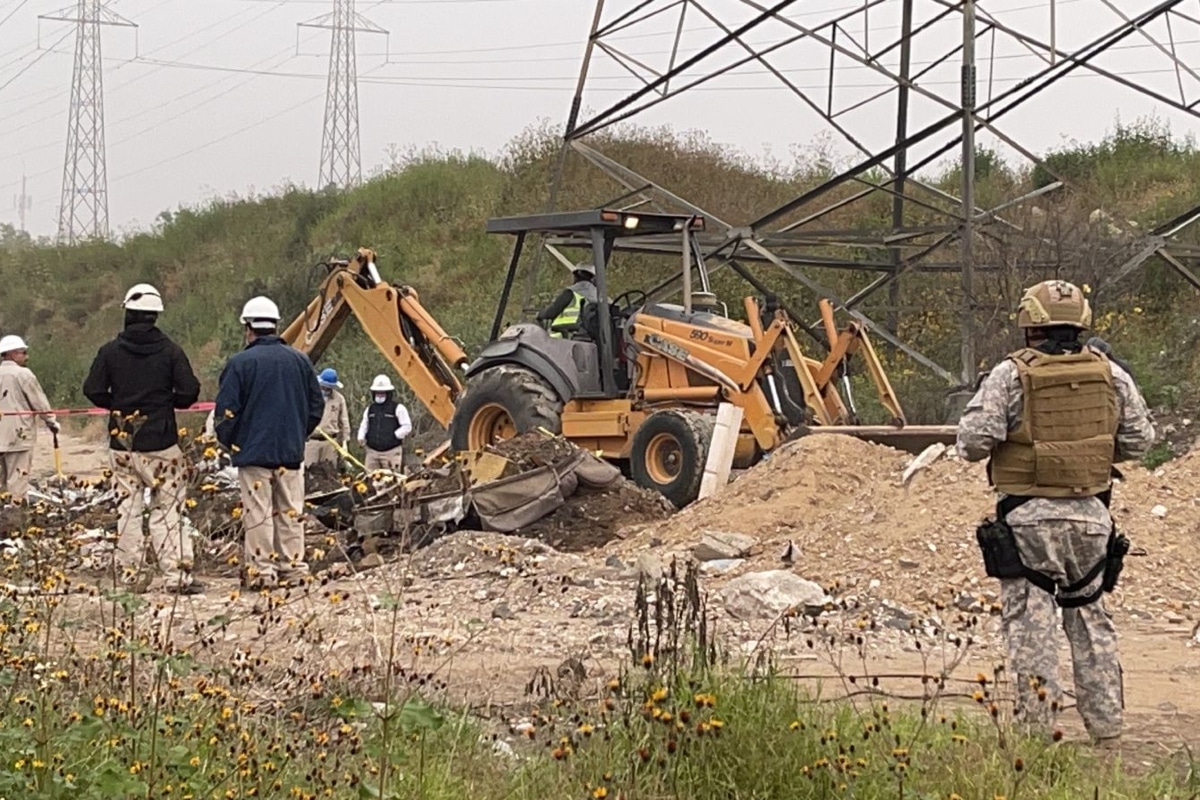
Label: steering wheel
xmin=612 ymin=289 xmax=649 ymax=316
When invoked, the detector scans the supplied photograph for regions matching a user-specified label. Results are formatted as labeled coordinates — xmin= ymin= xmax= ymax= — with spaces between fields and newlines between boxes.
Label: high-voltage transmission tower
xmin=299 ymin=0 xmax=387 ymax=190
xmin=41 ymin=0 xmax=136 ymax=245
xmin=540 ymin=0 xmax=1200 ymax=394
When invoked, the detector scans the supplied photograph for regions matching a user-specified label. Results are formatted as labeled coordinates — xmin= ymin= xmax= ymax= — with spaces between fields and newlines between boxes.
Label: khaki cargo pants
xmin=239 ymin=465 xmax=308 ymax=585
xmin=0 ymin=449 xmax=33 ymax=498
xmin=112 ymin=446 xmax=194 ymax=589
xmin=365 ymin=445 xmax=404 ymax=474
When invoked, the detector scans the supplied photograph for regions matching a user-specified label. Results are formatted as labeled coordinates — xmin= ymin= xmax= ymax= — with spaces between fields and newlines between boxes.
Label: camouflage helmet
xmin=1017 ymin=279 xmax=1092 ymax=330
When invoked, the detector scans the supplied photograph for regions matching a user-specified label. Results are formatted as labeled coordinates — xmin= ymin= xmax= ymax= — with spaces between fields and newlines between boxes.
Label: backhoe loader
xmin=281 ymin=210 xmax=955 ymax=508
xmin=455 ymin=209 xmax=958 ymax=505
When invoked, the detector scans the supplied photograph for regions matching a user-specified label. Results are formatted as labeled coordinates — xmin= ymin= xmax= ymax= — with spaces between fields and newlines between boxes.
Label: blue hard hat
xmin=318 ymin=368 xmax=343 ymax=388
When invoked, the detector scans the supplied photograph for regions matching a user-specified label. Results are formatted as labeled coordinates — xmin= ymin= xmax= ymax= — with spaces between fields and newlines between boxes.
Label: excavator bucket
xmin=798 ymin=424 xmax=959 ymax=455
xmin=462 ymin=450 xmax=517 ymax=485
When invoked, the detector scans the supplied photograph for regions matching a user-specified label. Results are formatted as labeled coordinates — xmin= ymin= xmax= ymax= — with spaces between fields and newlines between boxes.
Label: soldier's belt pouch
xmin=1102 ymin=530 xmax=1130 ymax=593
xmin=975 ymin=518 xmax=1026 ymax=580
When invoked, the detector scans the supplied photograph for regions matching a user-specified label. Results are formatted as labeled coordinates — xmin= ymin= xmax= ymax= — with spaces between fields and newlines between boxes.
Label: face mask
xmin=373 ymin=394 xmax=387 ymax=404
xmin=322 ymin=387 xmax=332 ymax=397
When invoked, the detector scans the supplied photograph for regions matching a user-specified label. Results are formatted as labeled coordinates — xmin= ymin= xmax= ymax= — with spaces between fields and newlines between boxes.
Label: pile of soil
xmin=613 ymin=433 xmax=1200 ymax=618
xmin=492 ymin=433 xmax=578 ymax=469
xmin=518 ymin=480 xmax=675 ymax=552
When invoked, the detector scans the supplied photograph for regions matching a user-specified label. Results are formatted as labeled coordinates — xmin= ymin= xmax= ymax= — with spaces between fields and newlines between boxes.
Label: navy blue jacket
xmin=214 ymin=335 xmax=324 ymax=469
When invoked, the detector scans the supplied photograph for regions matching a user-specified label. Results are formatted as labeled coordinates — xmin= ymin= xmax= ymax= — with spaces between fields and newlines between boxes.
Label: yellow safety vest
xmin=550 ymin=291 xmax=586 ymax=338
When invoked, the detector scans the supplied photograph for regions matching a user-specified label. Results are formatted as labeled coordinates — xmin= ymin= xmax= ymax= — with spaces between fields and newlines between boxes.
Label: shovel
xmin=51 ymin=429 xmax=66 ymax=486
xmin=315 ymin=429 xmax=370 ymax=473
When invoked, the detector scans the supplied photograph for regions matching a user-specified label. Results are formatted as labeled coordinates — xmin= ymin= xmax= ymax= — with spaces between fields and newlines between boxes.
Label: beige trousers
xmin=239 ymin=465 xmax=308 ymax=583
xmin=304 ymin=440 xmax=338 ymax=468
xmin=0 ymin=450 xmax=33 ymax=498
xmin=112 ymin=446 xmax=193 ymax=588
xmin=365 ymin=445 xmax=404 ymax=474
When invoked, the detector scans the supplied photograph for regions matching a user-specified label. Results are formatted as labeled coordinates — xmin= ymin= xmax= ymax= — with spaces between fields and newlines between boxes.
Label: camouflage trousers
xmin=1001 ymin=517 xmax=1123 ymax=741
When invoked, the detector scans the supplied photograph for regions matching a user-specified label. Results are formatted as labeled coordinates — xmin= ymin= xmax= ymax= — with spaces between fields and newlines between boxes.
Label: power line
xmin=0 ymin=28 xmax=73 ymax=93
xmin=0 ymin=0 xmax=30 ymax=30
xmin=0 ymin=0 xmax=292 ymax=146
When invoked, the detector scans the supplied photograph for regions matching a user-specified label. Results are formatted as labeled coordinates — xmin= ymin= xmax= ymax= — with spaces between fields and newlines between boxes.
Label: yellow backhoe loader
xmin=281 ymin=209 xmax=955 ymax=507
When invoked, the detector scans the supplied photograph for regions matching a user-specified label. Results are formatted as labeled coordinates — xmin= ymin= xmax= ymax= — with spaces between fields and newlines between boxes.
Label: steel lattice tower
xmin=43 ymin=0 xmax=135 ymax=245
xmin=300 ymin=0 xmax=387 ymax=190
xmin=540 ymin=0 xmax=1200 ymax=393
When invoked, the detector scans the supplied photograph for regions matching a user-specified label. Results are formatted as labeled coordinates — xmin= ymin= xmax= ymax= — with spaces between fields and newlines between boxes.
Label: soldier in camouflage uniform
xmin=957 ymin=279 xmax=1155 ymax=744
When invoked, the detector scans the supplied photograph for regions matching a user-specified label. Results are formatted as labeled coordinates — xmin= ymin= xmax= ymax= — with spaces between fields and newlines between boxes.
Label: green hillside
xmin=4 ymin=118 xmax=1199 ymax=443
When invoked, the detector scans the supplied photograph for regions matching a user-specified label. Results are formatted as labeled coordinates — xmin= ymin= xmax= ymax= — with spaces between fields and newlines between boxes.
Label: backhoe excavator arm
xmin=280 ymin=248 xmax=469 ymax=428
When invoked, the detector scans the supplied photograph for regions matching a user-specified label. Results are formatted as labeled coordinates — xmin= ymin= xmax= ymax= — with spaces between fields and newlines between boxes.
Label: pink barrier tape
xmin=0 ymin=402 xmax=216 ymax=417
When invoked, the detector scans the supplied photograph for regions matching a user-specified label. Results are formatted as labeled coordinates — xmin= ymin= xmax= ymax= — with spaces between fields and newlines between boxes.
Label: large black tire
xmin=630 ymin=410 xmax=714 ymax=509
xmin=449 ymin=364 xmax=564 ymax=451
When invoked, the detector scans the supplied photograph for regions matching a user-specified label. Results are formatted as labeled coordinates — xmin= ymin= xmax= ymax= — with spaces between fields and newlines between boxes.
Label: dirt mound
xmin=1107 ymin=451 xmax=1200 ymax=615
xmin=610 ymin=433 xmax=1200 ymax=619
xmin=599 ymin=437 xmax=981 ymax=602
xmin=491 ymin=433 xmax=578 ymax=468
xmin=518 ymin=479 xmax=675 ymax=552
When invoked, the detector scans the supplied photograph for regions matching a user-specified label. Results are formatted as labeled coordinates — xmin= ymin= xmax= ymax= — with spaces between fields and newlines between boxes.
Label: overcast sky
xmin=1 ymin=0 xmax=1198 ymax=238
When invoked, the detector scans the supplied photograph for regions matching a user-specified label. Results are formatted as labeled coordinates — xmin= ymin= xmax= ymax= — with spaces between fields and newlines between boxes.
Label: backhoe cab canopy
xmin=485 ymin=209 xmax=706 ymax=328
xmin=485 ymin=209 xmax=707 ymax=397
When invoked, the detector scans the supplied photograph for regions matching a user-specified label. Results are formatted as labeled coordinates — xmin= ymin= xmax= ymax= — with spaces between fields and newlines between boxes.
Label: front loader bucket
xmin=798 ymin=425 xmax=958 ymax=456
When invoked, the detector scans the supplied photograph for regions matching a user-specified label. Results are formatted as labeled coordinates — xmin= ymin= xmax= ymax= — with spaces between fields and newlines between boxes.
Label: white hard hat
xmin=123 ymin=283 xmax=164 ymax=313
xmin=239 ymin=296 xmax=281 ymax=330
xmin=0 ymin=335 xmax=27 ymax=355
xmin=370 ymin=374 xmax=395 ymax=393
xmin=572 ymin=261 xmax=596 ymax=276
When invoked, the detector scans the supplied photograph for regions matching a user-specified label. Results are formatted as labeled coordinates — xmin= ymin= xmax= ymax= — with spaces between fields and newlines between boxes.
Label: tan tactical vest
xmin=989 ymin=347 xmax=1119 ymax=498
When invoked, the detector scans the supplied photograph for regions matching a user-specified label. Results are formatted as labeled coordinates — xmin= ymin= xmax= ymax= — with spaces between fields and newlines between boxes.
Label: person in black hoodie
xmin=83 ymin=283 xmax=203 ymax=595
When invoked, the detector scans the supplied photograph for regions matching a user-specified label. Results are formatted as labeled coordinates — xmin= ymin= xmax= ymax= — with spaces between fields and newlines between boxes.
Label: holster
xmin=1101 ymin=526 xmax=1130 ymax=594
xmin=975 ymin=518 xmax=1027 ymax=580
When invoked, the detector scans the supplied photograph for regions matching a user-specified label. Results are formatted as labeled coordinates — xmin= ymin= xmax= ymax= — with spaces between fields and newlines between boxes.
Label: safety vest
xmin=989 ymin=347 xmax=1119 ymax=499
xmin=365 ymin=402 xmax=404 ymax=452
xmin=550 ymin=290 xmax=586 ymax=338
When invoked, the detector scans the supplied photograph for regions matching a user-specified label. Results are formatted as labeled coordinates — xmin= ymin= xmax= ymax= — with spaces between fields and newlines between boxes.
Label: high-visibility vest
xmin=550 ymin=291 xmax=586 ymax=338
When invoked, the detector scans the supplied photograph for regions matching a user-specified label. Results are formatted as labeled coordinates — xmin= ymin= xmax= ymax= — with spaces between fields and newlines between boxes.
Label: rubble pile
xmin=443 ymin=433 xmax=675 ymax=550
xmin=518 ymin=479 xmax=674 ymax=552
xmin=614 ymin=433 xmax=1199 ymax=622
xmin=491 ymin=434 xmax=579 ymax=469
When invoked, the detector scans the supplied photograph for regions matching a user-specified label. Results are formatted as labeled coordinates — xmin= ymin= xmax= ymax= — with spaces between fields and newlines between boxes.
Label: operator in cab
xmin=957 ymin=279 xmax=1154 ymax=747
xmin=537 ymin=262 xmax=600 ymax=338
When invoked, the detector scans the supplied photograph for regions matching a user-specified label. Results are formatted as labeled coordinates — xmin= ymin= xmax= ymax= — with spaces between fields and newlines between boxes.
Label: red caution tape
xmin=1 ymin=402 xmax=216 ymax=417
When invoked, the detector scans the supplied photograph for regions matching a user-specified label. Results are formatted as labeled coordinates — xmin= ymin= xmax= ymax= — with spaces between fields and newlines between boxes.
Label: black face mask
xmin=124 ymin=310 xmax=158 ymax=328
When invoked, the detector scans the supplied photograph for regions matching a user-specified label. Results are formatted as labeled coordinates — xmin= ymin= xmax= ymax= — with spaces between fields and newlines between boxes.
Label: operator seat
xmin=579 ymin=299 xmax=632 ymax=393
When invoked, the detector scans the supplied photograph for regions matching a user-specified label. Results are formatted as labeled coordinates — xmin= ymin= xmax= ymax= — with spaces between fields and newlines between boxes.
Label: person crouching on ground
xmin=357 ymin=374 xmax=411 ymax=475
xmin=215 ymin=296 xmax=324 ymax=590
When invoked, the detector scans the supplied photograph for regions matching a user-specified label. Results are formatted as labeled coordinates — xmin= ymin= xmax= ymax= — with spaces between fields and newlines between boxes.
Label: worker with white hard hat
xmin=83 ymin=283 xmax=203 ymax=594
xmin=0 ymin=333 xmax=57 ymax=499
xmin=214 ymin=296 xmax=324 ymax=591
xmin=356 ymin=373 xmax=412 ymax=474
xmin=305 ymin=367 xmax=351 ymax=470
